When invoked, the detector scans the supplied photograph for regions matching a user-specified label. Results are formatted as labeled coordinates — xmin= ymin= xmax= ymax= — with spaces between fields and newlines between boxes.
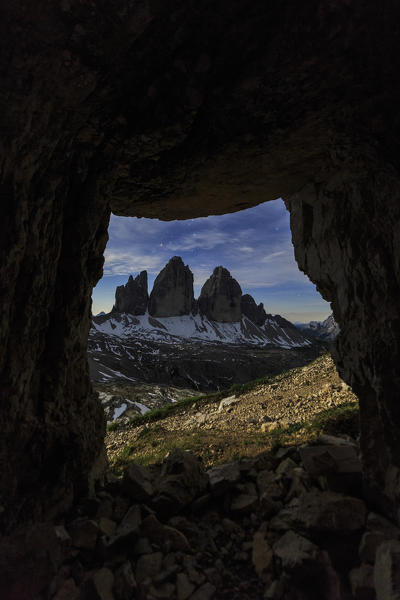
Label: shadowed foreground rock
xmin=1 ymin=1 xmax=400 ymax=594
xmin=6 ymin=438 xmax=397 ymax=599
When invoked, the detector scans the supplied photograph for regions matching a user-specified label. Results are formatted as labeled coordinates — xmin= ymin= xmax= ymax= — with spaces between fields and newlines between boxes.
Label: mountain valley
xmin=90 ymin=257 xmax=326 ymax=419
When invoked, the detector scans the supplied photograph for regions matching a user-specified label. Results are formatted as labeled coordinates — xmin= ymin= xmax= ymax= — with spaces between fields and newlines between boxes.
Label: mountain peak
xmin=113 ymin=271 xmax=148 ymax=315
xmin=199 ymin=266 xmax=242 ymax=322
xmin=148 ymin=257 xmax=194 ymax=317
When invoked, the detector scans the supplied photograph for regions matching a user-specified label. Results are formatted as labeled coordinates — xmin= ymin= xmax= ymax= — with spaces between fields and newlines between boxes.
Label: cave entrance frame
xmin=1 ymin=0 xmax=400 ymax=541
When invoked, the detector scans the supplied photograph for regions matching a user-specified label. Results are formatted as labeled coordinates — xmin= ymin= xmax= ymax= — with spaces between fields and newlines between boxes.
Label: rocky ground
xmin=35 ymin=355 xmax=400 ymax=599
xmin=105 ymin=355 xmax=357 ymax=468
xmin=44 ymin=437 xmax=397 ymax=600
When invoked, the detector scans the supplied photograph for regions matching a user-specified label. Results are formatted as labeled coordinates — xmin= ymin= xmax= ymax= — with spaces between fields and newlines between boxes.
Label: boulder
xmin=349 ymin=564 xmax=375 ymax=600
xmin=252 ymin=531 xmax=273 ymax=580
xmin=149 ymin=257 xmax=194 ymax=317
xmin=123 ymin=463 xmax=154 ymax=502
xmin=85 ymin=567 xmax=115 ymax=600
xmin=218 ymin=395 xmax=239 ymax=412
xmin=299 ymin=444 xmax=362 ymax=495
xmin=113 ymin=271 xmax=149 ymax=315
xmin=273 ymin=530 xmax=341 ymax=600
xmin=152 ymin=450 xmax=209 ymax=515
xmin=270 ymin=490 xmax=367 ymax=536
xmin=374 ymin=539 xmax=400 ymax=600
xmin=198 ymin=266 xmax=242 ymax=322
xmin=208 ymin=462 xmax=241 ymax=496
xmin=114 ymin=562 xmax=137 ymax=600
xmin=135 ymin=552 xmax=163 ymax=584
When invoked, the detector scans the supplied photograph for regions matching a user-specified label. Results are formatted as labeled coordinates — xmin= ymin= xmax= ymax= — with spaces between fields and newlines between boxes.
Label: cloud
xmin=103 ymin=250 xmax=164 ymax=276
xmin=93 ymin=199 xmax=331 ymax=321
xmin=166 ymin=230 xmax=235 ymax=252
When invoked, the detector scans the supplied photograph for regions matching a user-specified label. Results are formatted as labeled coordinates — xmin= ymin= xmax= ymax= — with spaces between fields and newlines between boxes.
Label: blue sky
xmin=92 ymin=199 xmax=331 ymax=322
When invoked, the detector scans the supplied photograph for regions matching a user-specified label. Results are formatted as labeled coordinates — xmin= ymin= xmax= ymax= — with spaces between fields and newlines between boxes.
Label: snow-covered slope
xmin=91 ymin=311 xmax=311 ymax=348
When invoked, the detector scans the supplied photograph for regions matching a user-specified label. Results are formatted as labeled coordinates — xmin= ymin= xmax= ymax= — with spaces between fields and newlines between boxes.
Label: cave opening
xmin=90 ymin=199 xmax=332 ymax=422
xmin=2 ymin=1 xmax=400 ymax=597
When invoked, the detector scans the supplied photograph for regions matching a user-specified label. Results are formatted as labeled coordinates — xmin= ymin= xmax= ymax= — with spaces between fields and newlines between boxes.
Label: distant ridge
xmin=296 ymin=313 xmax=339 ymax=341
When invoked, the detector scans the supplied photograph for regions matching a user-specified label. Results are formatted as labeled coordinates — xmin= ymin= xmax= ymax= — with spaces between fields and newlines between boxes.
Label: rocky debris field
xmin=41 ymin=436 xmax=398 ymax=600
xmin=106 ymin=355 xmax=358 ymax=467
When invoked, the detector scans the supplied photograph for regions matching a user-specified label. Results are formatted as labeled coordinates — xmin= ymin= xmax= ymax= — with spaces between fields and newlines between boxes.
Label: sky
xmin=92 ymin=198 xmax=331 ymax=323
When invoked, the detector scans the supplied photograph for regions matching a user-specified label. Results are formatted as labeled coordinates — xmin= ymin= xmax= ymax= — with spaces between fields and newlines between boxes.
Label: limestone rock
xmin=68 ymin=518 xmax=99 ymax=550
xmin=198 ymin=267 xmax=242 ymax=322
xmin=189 ymin=582 xmax=216 ymax=600
xmin=152 ymin=449 xmax=209 ymax=515
xmin=374 ymin=539 xmax=400 ymax=600
xmin=349 ymin=564 xmax=375 ymax=600
xmin=53 ymin=579 xmax=80 ymax=600
xmin=113 ymin=271 xmax=148 ymax=315
xmin=86 ymin=567 xmax=115 ymax=600
xmin=135 ymin=552 xmax=163 ymax=584
xmin=252 ymin=531 xmax=273 ymax=579
xmin=149 ymin=257 xmax=194 ymax=317
xmin=123 ymin=463 xmax=154 ymax=502
xmin=218 ymin=395 xmax=239 ymax=412
xmin=114 ymin=562 xmax=137 ymax=600
xmin=273 ymin=530 xmax=341 ymax=599
xmin=241 ymin=294 xmax=267 ymax=325
xmin=271 ymin=490 xmax=366 ymax=535
xmin=140 ymin=514 xmax=191 ymax=552
xmin=299 ymin=444 xmax=362 ymax=495
xmin=176 ymin=572 xmax=195 ymax=600
xmin=207 ymin=462 xmax=241 ymax=496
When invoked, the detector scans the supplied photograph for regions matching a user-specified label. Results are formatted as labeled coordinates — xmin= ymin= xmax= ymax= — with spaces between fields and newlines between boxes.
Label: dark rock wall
xmin=199 ymin=267 xmax=242 ymax=322
xmin=0 ymin=0 xmax=400 ymax=545
xmin=149 ymin=257 xmax=194 ymax=317
xmin=0 ymin=159 xmax=110 ymax=531
xmin=114 ymin=271 xmax=148 ymax=314
xmin=286 ymin=160 xmax=400 ymax=516
xmin=241 ymin=294 xmax=267 ymax=326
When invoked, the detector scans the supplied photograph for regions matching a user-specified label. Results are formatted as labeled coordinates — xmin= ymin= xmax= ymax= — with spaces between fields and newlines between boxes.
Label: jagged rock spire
xmin=113 ymin=271 xmax=148 ymax=315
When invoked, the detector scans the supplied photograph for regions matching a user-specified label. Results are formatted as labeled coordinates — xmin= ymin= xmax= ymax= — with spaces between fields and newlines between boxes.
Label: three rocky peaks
xmin=113 ymin=256 xmax=269 ymax=324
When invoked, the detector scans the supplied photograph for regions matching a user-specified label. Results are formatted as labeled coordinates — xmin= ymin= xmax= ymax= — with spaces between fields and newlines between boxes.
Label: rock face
xmin=241 ymin=294 xmax=267 ymax=326
xmin=113 ymin=271 xmax=148 ymax=315
xmin=1 ymin=0 xmax=400 ymax=583
xmin=149 ymin=257 xmax=194 ymax=317
xmin=199 ymin=267 xmax=242 ymax=322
